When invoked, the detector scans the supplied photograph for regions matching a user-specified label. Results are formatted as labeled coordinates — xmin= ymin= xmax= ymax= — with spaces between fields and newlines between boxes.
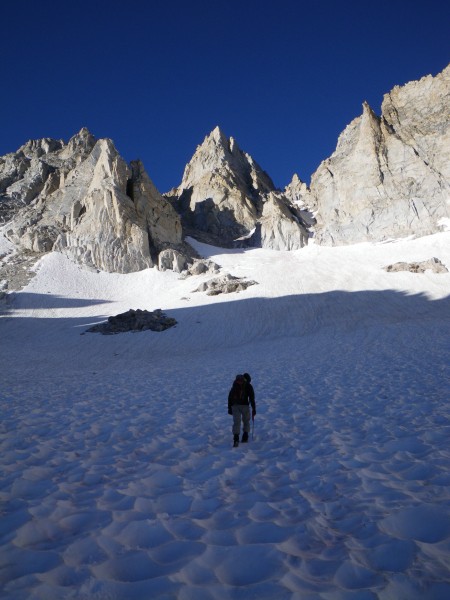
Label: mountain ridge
xmin=0 ymin=64 xmax=448 ymax=286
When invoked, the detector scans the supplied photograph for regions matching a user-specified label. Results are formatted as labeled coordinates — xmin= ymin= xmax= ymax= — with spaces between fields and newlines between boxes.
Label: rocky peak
xmin=19 ymin=137 xmax=64 ymax=159
xmin=177 ymin=126 xmax=275 ymax=196
xmin=58 ymin=127 xmax=97 ymax=162
xmin=15 ymin=128 xmax=97 ymax=165
xmin=331 ymin=101 xmax=381 ymax=162
xmin=309 ymin=64 xmax=450 ymax=245
xmin=283 ymin=174 xmax=316 ymax=230
xmin=3 ymin=131 xmax=187 ymax=274
xmin=201 ymin=126 xmax=240 ymax=158
xmin=284 ymin=174 xmax=310 ymax=207
xmin=168 ymin=126 xmax=281 ymax=245
xmin=1 ymin=64 xmax=448 ymax=280
xmin=210 ymin=125 xmax=229 ymax=147
xmin=0 ymin=128 xmax=99 ymax=219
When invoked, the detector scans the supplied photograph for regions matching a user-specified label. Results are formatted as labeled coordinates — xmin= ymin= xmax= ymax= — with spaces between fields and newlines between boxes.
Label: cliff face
xmin=307 ymin=65 xmax=450 ymax=245
xmin=1 ymin=65 xmax=448 ymax=277
xmin=167 ymin=126 xmax=310 ymax=249
xmin=2 ymin=129 xmax=183 ymax=273
xmin=166 ymin=126 xmax=274 ymax=242
xmin=171 ymin=65 xmax=449 ymax=251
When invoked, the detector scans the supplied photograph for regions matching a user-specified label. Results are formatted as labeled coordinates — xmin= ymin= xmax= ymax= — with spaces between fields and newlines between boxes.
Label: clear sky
xmin=1 ymin=0 xmax=449 ymax=192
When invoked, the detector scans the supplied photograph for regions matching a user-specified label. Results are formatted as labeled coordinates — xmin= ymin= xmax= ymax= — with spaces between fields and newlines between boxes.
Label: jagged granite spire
xmin=167 ymin=126 xmax=303 ymax=246
xmin=177 ymin=125 xmax=275 ymax=197
xmin=2 ymin=131 xmax=184 ymax=273
xmin=2 ymin=64 xmax=448 ymax=273
xmin=309 ymin=65 xmax=450 ymax=244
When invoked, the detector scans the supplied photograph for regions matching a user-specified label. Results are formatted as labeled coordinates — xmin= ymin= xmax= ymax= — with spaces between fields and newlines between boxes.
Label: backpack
xmin=231 ymin=375 xmax=246 ymax=404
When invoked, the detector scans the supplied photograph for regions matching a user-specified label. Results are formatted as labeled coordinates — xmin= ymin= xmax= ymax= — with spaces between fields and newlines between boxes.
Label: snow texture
xmin=1 ymin=231 xmax=450 ymax=599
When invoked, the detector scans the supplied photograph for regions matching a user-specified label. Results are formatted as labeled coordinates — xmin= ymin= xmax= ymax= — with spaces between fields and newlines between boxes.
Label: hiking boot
xmin=242 ymin=432 xmax=249 ymax=443
xmin=233 ymin=434 xmax=239 ymax=448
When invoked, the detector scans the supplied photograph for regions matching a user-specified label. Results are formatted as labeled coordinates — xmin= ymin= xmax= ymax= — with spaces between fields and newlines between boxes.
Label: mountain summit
xmin=1 ymin=130 xmax=184 ymax=273
xmin=167 ymin=126 xmax=309 ymax=248
xmin=167 ymin=126 xmax=274 ymax=241
xmin=176 ymin=125 xmax=275 ymax=197
xmin=0 ymin=65 xmax=449 ymax=280
xmin=307 ymin=65 xmax=450 ymax=244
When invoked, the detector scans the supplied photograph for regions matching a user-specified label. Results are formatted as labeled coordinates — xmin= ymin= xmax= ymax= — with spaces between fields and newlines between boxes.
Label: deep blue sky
xmin=1 ymin=0 xmax=449 ymax=192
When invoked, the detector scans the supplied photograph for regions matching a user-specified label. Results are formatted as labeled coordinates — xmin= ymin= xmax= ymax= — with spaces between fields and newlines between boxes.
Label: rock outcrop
xmin=192 ymin=273 xmax=257 ymax=295
xmin=166 ymin=127 xmax=310 ymax=250
xmin=385 ymin=257 xmax=448 ymax=274
xmin=2 ymin=129 xmax=186 ymax=273
xmin=1 ymin=136 xmax=67 ymax=224
xmin=1 ymin=64 xmax=449 ymax=280
xmin=307 ymin=65 xmax=450 ymax=245
xmin=86 ymin=309 xmax=177 ymax=334
xmin=284 ymin=174 xmax=316 ymax=229
xmin=255 ymin=191 xmax=310 ymax=250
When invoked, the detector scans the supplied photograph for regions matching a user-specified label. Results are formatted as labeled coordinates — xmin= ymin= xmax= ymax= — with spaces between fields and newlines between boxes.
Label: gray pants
xmin=232 ymin=405 xmax=251 ymax=436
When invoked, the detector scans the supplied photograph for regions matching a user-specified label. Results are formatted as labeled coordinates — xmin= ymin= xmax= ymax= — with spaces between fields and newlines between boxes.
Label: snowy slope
xmin=1 ymin=233 xmax=450 ymax=599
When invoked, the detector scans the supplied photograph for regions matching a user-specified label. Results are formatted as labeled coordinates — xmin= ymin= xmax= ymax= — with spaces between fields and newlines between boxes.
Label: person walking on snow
xmin=228 ymin=373 xmax=256 ymax=447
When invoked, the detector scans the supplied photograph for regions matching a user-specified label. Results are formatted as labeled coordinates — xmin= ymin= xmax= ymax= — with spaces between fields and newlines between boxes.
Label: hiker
xmin=228 ymin=372 xmax=256 ymax=447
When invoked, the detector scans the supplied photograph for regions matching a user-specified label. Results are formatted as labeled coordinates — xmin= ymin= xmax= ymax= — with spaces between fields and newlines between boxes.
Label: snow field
xmin=1 ymin=232 xmax=450 ymax=599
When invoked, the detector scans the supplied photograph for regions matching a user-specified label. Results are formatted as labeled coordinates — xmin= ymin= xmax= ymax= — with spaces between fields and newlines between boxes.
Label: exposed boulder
xmin=86 ymin=308 xmax=177 ymax=334
xmin=158 ymin=248 xmax=189 ymax=273
xmin=192 ymin=273 xmax=257 ymax=295
xmin=385 ymin=257 xmax=448 ymax=274
xmin=186 ymin=258 xmax=221 ymax=276
xmin=157 ymin=249 xmax=218 ymax=275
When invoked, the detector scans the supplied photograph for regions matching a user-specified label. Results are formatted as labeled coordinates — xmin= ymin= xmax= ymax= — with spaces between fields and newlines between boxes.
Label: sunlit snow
xmin=1 ymin=232 xmax=450 ymax=599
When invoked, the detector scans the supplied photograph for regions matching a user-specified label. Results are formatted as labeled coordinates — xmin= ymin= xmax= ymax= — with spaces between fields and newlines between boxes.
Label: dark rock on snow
xmin=86 ymin=309 xmax=177 ymax=334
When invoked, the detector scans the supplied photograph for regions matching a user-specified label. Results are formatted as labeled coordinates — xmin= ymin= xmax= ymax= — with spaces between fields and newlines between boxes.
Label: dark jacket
xmin=228 ymin=375 xmax=256 ymax=413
